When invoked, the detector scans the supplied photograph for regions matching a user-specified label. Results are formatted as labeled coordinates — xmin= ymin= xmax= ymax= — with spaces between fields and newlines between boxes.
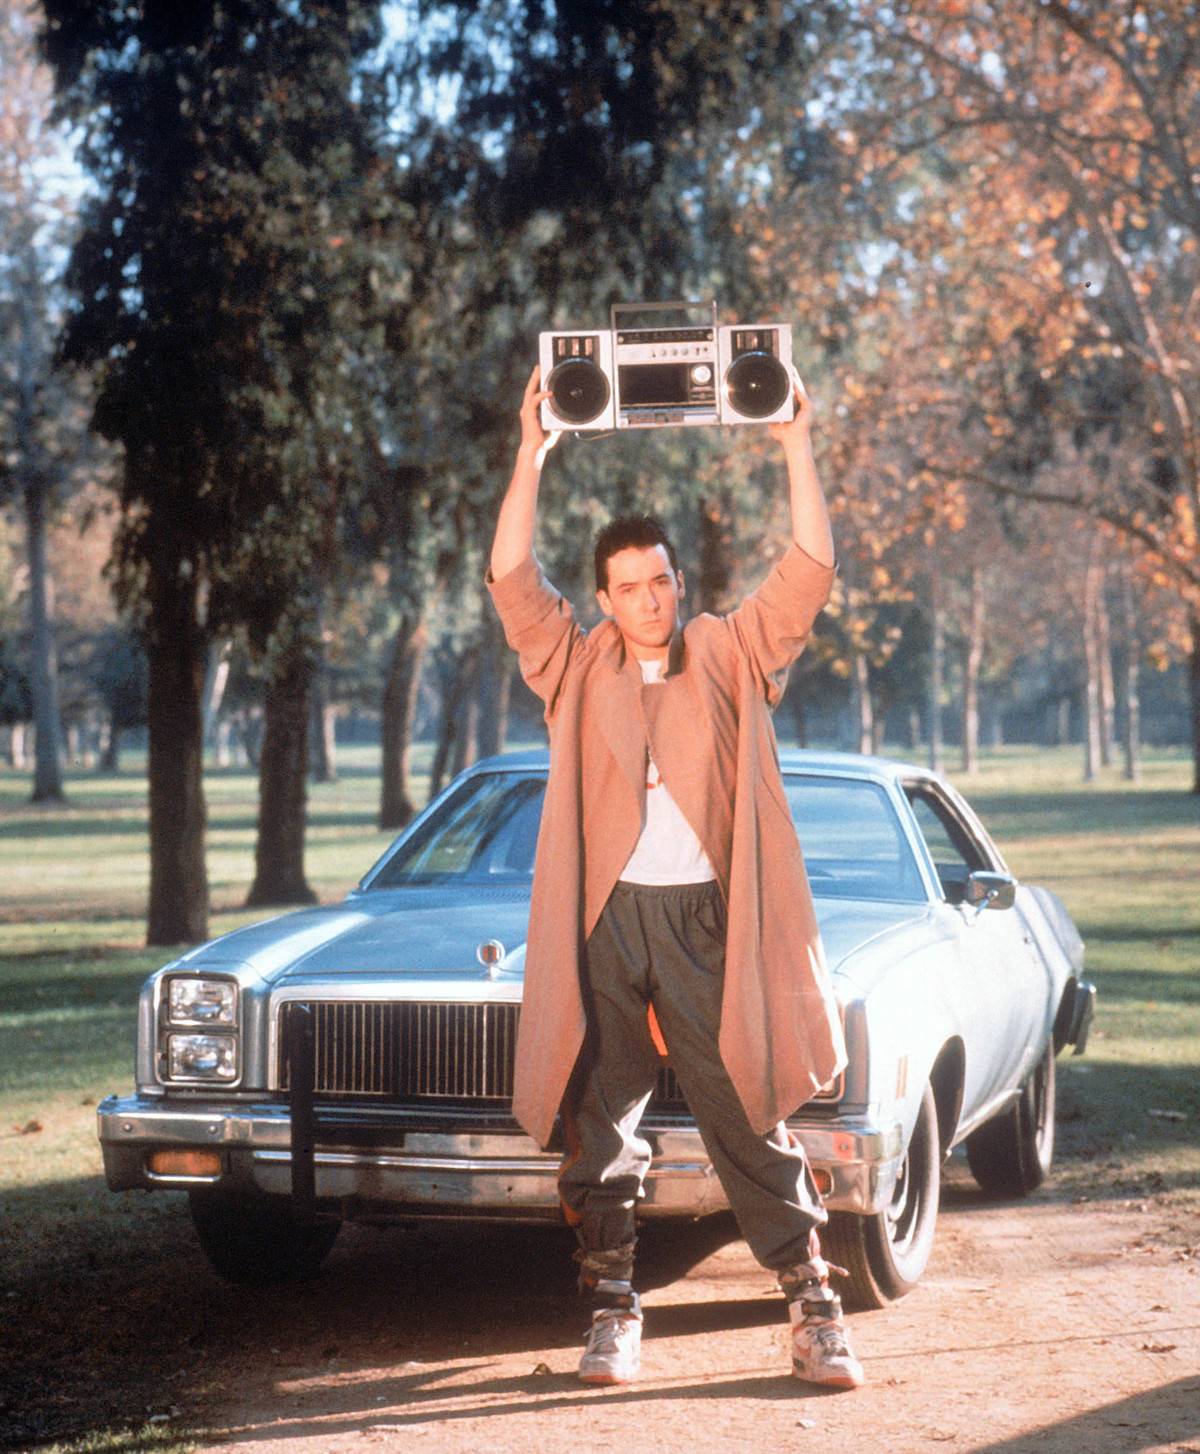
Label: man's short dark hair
xmin=594 ymin=514 xmax=679 ymax=591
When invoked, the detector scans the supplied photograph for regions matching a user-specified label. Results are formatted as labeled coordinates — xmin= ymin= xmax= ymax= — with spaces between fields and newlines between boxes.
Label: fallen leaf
xmin=15 ymin=1120 xmax=42 ymax=1136
xmin=532 ymin=1362 xmax=553 ymax=1376
xmin=1148 ymin=1109 xmax=1186 ymax=1122
xmin=1140 ymin=1342 xmax=1177 ymax=1354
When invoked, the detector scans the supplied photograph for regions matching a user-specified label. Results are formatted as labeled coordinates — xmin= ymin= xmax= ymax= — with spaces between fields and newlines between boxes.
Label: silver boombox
xmin=539 ymin=301 xmax=794 ymax=433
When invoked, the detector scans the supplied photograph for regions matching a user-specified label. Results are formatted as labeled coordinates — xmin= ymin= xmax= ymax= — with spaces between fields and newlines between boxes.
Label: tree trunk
xmin=309 ymin=658 xmax=337 ymax=784
xmin=1190 ymin=610 xmax=1200 ymax=796
xmin=1081 ymin=548 xmax=1104 ymax=782
xmin=1095 ymin=574 xmax=1116 ymax=768
xmin=428 ymin=650 xmax=478 ymax=802
xmin=928 ymin=580 xmax=945 ymax=773
xmin=850 ymin=653 xmax=873 ymax=754
xmin=475 ymin=606 xmax=513 ymax=760
xmin=9 ymin=722 xmax=27 ymax=770
xmin=146 ymin=575 xmax=209 ymax=946
xmin=101 ymin=715 xmax=120 ymax=772
xmin=697 ymin=493 xmax=734 ymax=614
xmin=449 ymin=645 xmax=481 ymax=779
xmin=788 ymin=689 xmax=810 ymax=748
xmin=961 ymin=565 xmax=984 ymax=774
xmin=1118 ymin=565 xmax=1141 ymax=784
xmin=201 ymin=640 xmax=231 ymax=760
xmin=246 ymin=645 xmax=317 ymax=907
xmin=379 ymin=613 xmax=428 ymax=829
xmin=24 ymin=478 xmax=65 ymax=802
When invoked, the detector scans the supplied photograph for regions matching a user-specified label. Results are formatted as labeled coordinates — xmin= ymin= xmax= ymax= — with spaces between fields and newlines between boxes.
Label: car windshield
xmin=367 ymin=772 xmax=547 ymax=888
xmin=366 ymin=768 xmax=925 ymax=903
xmin=782 ymin=776 xmax=926 ymax=903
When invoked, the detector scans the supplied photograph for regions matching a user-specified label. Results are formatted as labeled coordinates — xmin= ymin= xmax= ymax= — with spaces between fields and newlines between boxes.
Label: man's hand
xmin=519 ymin=365 xmax=561 ymax=471
xmin=768 ymin=367 xmax=814 ymax=450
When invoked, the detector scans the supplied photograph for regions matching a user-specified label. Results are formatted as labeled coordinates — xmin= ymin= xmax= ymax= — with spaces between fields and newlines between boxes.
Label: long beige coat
xmin=488 ymin=543 xmax=846 ymax=1150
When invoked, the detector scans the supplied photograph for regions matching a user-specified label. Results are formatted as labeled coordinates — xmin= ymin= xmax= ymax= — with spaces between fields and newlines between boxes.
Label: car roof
xmin=469 ymin=747 xmax=939 ymax=787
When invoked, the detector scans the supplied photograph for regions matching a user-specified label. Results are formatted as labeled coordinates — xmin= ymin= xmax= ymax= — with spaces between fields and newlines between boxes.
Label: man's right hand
xmin=520 ymin=365 xmax=561 ymax=469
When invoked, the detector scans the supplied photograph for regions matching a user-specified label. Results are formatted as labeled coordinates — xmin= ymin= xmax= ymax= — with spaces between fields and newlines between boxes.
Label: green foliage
xmin=41 ymin=0 xmax=406 ymax=646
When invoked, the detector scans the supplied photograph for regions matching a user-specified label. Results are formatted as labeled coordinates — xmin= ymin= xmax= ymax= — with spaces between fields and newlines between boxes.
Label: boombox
xmin=539 ymin=301 xmax=794 ymax=433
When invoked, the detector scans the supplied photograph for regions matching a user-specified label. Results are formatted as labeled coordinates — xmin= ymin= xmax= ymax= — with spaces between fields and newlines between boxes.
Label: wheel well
xmin=928 ymin=1039 xmax=965 ymax=1157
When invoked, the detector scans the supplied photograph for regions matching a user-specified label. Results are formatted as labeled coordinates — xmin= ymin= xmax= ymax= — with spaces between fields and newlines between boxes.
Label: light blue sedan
xmin=98 ymin=750 xmax=1094 ymax=1308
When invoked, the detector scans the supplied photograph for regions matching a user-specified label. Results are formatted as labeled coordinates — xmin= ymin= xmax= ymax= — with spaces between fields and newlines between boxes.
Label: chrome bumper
xmin=98 ymin=1094 xmax=904 ymax=1218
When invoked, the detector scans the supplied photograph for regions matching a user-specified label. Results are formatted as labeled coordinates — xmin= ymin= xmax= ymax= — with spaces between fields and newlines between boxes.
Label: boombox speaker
xmin=539 ymin=301 xmax=794 ymax=433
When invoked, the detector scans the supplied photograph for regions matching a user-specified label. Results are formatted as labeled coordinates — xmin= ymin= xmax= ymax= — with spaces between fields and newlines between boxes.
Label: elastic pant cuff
xmin=590 ymin=1278 xmax=641 ymax=1314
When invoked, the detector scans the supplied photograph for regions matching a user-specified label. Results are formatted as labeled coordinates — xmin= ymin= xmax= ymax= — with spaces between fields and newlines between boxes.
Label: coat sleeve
xmin=486 ymin=554 xmax=584 ymax=717
xmin=725 ymin=543 xmax=835 ymax=705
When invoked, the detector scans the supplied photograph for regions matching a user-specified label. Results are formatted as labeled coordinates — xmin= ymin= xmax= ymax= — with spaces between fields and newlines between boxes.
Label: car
xmin=98 ymin=750 xmax=1095 ymax=1308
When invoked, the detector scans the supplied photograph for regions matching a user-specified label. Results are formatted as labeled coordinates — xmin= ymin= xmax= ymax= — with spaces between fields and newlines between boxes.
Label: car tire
xmin=821 ymin=1082 xmax=941 ymax=1311
xmin=189 ymin=1189 xmax=341 ymax=1285
xmin=966 ymin=1040 xmax=1056 ymax=1197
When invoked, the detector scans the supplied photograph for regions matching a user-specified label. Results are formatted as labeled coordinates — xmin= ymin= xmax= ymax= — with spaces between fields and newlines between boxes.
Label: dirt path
xmin=195 ymin=1159 xmax=1199 ymax=1454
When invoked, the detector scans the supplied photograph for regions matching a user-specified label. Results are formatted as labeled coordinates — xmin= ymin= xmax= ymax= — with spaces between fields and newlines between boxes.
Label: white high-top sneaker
xmin=788 ymin=1296 xmax=864 ymax=1389
xmin=578 ymin=1282 xmax=643 ymax=1385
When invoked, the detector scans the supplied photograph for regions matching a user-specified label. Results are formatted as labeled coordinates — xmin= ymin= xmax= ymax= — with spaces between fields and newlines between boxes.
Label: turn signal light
xmin=147 ymin=1150 xmax=221 ymax=1178
xmin=812 ymin=1168 xmax=834 ymax=1195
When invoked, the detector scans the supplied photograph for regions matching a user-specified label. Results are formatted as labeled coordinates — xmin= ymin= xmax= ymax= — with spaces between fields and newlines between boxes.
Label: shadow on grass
xmin=0 ymin=808 xmax=386 ymax=842
xmin=968 ymin=789 xmax=1200 ymax=840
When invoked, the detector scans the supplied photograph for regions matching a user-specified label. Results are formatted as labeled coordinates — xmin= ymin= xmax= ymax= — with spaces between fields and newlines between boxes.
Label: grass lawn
xmin=1 ymin=741 xmax=1197 ymax=1451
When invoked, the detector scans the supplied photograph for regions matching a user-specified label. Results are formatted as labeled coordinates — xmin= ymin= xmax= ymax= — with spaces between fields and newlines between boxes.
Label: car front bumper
xmin=98 ymin=1094 xmax=905 ymax=1219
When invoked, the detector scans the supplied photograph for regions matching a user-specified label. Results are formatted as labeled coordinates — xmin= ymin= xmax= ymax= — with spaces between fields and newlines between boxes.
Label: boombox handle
xmin=610 ymin=300 xmax=717 ymax=332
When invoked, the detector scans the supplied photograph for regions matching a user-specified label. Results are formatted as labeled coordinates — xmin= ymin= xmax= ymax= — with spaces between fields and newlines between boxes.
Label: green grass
xmin=0 ymin=740 xmax=1197 ymax=1449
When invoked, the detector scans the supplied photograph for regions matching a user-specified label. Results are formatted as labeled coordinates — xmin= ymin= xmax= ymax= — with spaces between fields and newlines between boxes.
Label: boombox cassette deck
xmin=539 ymin=301 xmax=795 ymax=433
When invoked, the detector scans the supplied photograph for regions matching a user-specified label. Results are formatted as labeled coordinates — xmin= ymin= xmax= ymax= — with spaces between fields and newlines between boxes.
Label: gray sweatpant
xmin=559 ymin=879 xmax=827 ymax=1285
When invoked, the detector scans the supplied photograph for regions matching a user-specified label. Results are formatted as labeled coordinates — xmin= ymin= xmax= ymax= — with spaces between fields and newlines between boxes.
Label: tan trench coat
xmin=488 ymin=543 xmax=847 ymax=1150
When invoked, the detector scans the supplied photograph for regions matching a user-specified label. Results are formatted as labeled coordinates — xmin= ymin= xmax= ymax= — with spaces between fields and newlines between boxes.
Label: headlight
xmin=167 ymin=1034 xmax=239 ymax=1082
xmin=167 ymin=976 xmax=237 ymax=1027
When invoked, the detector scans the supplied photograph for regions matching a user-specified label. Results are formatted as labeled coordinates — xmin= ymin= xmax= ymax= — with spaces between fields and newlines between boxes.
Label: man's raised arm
xmin=490 ymin=366 xmax=560 ymax=580
xmin=768 ymin=370 xmax=835 ymax=569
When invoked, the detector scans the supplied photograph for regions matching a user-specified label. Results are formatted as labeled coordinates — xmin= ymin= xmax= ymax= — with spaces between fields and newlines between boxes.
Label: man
xmin=487 ymin=362 xmax=862 ymax=1391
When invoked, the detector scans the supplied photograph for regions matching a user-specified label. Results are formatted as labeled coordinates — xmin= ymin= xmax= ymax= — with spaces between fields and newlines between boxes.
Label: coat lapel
xmin=592 ymin=625 xmax=648 ymax=798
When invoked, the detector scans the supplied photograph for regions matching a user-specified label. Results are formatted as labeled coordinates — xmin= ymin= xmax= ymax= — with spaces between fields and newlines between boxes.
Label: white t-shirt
xmin=618 ymin=658 xmax=717 ymax=886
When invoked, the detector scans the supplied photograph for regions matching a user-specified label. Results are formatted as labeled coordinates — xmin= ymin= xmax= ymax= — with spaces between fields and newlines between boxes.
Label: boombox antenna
xmin=610 ymin=300 xmax=717 ymax=332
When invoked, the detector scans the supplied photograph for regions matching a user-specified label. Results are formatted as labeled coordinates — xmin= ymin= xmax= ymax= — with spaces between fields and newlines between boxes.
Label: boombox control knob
xmin=691 ymin=364 xmax=713 ymax=384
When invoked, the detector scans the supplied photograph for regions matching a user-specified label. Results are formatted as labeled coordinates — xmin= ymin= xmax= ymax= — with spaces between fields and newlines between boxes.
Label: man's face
xmin=596 ymin=544 xmax=685 ymax=659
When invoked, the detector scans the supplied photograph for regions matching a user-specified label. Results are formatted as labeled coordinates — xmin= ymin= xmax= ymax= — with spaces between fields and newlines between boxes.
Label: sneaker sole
xmin=792 ymin=1363 xmax=864 ymax=1390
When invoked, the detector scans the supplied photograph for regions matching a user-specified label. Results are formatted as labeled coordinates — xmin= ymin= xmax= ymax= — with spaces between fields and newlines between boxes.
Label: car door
xmin=903 ymin=783 xmax=1045 ymax=1119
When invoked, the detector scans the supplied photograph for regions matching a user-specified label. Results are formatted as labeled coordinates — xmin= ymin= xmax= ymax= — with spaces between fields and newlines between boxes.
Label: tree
xmin=0 ymin=3 xmax=94 ymax=802
xmin=41 ymin=0 xmax=404 ymax=938
xmin=821 ymin=0 xmax=1200 ymax=784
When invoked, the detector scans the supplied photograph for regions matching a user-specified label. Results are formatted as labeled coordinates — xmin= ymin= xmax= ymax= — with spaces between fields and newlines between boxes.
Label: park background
xmin=1 ymin=3 xmax=1198 ymax=1452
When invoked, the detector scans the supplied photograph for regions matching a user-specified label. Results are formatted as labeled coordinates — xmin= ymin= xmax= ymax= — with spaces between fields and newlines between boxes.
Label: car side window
xmin=906 ymin=789 xmax=985 ymax=905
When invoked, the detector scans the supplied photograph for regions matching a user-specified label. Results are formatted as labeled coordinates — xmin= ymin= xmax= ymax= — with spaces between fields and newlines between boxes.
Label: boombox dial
xmin=538 ymin=304 xmax=794 ymax=432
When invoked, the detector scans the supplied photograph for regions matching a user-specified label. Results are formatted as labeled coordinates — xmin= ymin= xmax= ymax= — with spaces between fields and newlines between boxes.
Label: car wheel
xmin=821 ymin=1082 xmax=941 ymax=1311
xmin=966 ymin=1040 xmax=1056 ymax=1197
xmin=189 ymin=1189 xmax=341 ymax=1285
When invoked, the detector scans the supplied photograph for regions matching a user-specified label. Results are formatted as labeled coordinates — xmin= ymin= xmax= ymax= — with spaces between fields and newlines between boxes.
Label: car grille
xmin=276 ymin=1000 xmax=839 ymax=1110
xmin=277 ymin=1000 xmax=689 ymax=1111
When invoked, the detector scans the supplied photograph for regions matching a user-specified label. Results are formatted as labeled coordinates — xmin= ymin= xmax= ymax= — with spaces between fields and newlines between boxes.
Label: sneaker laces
xmin=805 ymin=1316 xmax=852 ymax=1359
xmin=586 ymin=1307 xmax=640 ymax=1357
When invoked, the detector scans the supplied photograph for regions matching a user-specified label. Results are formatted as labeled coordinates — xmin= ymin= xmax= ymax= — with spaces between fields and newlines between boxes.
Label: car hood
xmin=171 ymin=886 xmax=930 ymax=991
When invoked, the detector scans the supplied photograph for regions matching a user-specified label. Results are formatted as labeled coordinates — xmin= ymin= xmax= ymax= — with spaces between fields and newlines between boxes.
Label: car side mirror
xmin=964 ymin=870 xmax=1016 ymax=911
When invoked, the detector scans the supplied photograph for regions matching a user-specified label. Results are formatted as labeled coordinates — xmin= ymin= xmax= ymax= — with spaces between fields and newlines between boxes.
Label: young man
xmin=487 ymin=364 xmax=862 ymax=1391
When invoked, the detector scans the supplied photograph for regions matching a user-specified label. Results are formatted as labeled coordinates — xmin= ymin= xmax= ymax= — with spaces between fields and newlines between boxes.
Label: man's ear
xmin=596 ymin=587 xmax=614 ymax=619
xmin=675 ymin=569 xmax=686 ymax=600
